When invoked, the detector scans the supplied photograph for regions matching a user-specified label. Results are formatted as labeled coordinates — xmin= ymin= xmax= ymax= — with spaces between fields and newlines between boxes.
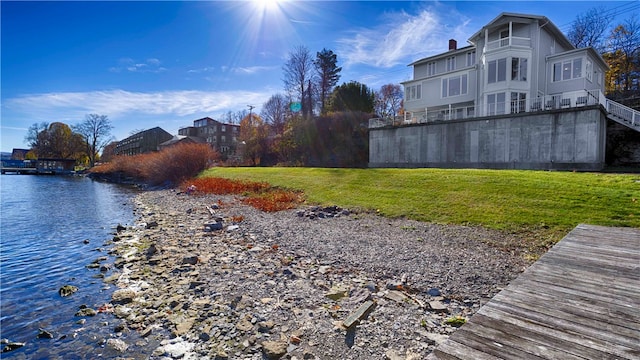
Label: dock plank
xmin=427 ymin=224 xmax=640 ymax=360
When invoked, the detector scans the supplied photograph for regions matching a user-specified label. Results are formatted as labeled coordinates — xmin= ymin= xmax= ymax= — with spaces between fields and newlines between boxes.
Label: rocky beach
xmin=103 ymin=189 xmax=533 ymax=359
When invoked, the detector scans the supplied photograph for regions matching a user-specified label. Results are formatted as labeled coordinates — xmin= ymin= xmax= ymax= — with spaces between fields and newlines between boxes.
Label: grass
xmin=200 ymin=167 xmax=640 ymax=248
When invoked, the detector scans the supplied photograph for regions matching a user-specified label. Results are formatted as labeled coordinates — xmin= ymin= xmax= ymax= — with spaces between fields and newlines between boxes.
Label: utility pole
xmin=247 ymin=105 xmax=255 ymax=125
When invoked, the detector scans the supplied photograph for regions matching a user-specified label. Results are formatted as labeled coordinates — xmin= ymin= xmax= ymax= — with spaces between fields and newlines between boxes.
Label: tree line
xmin=567 ymin=8 xmax=639 ymax=100
xmin=236 ymin=46 xmax=403 ymax=167
xmin=24 ymin=114 xmax=113 ymax=167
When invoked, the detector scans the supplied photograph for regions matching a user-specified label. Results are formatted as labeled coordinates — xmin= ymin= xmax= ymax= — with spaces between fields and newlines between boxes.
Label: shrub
xmin=89 ymin=143 xmax=220 ymax=187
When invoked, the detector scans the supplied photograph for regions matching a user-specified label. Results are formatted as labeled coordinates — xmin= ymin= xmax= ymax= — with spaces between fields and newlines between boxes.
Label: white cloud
xmin=231 ymin=65 xmax=279 ymax=75
xmin=187 ymin=66 xmax=215 ymax=74
xmin=3 ymin=89 xmax=277 ymax=143
xmin=4 ymin=89 xmax=274 ymax=121
xmin=337 ymin=8 xmax=471 ymax=68
xmin=109 ymin=57 xmax=167 ymax=73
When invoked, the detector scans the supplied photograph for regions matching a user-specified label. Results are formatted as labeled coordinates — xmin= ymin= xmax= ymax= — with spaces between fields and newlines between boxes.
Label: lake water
xmin=0 ymin=175 xmax=149 ymax=358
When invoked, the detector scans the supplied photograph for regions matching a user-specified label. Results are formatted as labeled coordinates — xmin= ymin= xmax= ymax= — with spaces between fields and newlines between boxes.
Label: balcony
xmin=369 ymin=90 xmax=604 ymax=129
xmin=486 ymin=36 xmax=531 ymax=51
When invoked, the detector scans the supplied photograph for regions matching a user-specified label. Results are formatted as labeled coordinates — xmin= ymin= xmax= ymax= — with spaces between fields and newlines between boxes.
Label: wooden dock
xmin=427 ymin=224 xmax=640 ymax=360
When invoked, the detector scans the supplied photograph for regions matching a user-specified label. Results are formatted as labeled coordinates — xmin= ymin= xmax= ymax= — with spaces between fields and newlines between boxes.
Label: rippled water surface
xmin=1 ymin=175 xmax=140 ymax=358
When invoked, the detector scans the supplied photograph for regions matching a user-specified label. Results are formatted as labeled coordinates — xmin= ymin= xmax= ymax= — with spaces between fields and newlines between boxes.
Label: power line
xmin=556 ymin=1 xmax=640 ymax=32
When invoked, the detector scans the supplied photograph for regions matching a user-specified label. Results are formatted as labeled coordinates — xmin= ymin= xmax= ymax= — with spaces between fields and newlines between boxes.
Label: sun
xmin=252 ymin=0 xmax=283 ymax=13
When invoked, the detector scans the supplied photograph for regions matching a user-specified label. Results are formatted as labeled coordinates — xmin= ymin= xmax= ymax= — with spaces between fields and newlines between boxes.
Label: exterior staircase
xmin=601 ymin=95 xmax=640 ymax=132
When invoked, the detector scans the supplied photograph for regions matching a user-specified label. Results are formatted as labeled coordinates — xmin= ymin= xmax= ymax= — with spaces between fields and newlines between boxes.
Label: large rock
xmin=262 ymin=340 xmax=288 ymax=359
xmin=112 ymin=288 xmax=137 ymax=305
xmin=59 ymin=285 xmax=78 ymax=297
xmin=106 ymin=338 xmax=128 ymax=352
xmin=75 ymin=308 xmax=97 ymax=317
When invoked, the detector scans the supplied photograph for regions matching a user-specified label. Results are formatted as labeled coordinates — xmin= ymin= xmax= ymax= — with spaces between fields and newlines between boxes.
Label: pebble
xmin=103 ymin=190 xmax=533 ymax=359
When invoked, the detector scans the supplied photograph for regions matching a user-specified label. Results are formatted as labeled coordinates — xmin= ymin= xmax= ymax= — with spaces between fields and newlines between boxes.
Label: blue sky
xmin=2 ymin=1 xmax=638 ymax=152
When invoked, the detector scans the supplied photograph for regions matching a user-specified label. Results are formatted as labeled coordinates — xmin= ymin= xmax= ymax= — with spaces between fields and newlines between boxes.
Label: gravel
xmin=106 ymin=189 xmax=532 ymax=359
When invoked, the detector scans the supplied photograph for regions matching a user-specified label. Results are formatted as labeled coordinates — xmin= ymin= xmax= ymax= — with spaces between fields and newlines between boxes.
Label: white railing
xmin=486 ymin=36 xmax=531 ymax=51
xmin=370 ymin=89 xmax=639 ymax=131
xmin=605 ymin=97 xmax=639 ymax=127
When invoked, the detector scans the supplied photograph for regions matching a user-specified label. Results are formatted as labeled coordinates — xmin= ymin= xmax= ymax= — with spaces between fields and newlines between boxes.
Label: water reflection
xmin=0 ymin=175 xmax=142 ymax=358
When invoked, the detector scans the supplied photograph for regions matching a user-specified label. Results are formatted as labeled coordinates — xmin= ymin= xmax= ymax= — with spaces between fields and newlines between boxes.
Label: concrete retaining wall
xmin=369 ymin=106 xmax=607 ymax=170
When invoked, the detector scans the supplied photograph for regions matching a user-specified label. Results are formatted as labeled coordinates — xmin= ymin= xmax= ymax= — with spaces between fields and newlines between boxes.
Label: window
xmin=510 ymin=92 xmax=526 ymax=113
xmin=406 ymin=84 xmax=421 ymax=101
xmin=500 ymin=29 xmax=509 ymax=47
xmin=488 ymin=58 xmax=507 ymax=83
xmin=221 ymin=125 xmax=226 ymax=132
xmin=511 ymin=57 xmax=527 ymax=81
xmin=573 ymin=58 xmax=582 ymax=78
xmin=221 ymin=135 xmax=226 ymax=142
xmin=466 ymin=51 xmax=476 ymax=67
xmin=442 ymin=74 xmax=468 ymax=97
xmin=487 ymin=92 xmax=506 ymax=115
xmin=553 ymin=58 xmax=584 ymax=82
xmin=446 ymin=56 xmax=456 ymax=72
xmin=586 ymin=60 xmax=593 ymax=82
xmin=427 ymin=62 xmax=436 ymax=76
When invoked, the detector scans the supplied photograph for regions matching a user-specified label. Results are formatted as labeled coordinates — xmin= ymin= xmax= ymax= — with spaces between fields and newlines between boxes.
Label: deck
xmin=427 ymin=224 xmax=640 ymax=360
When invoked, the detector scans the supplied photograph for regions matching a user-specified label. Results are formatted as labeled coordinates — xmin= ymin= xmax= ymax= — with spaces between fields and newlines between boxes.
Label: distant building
xmin=178 ymin=117 xmax=240 ymax=156
xmin=114 ymin=127 xmax=173 ymax=156
xmin=11 ymin=149 xmax=30 ymax=160
xmin=158 ymin=134 xmax=207 ymax=151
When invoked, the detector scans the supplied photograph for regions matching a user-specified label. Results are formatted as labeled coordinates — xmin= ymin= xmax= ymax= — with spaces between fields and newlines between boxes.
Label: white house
xmin=401 ymin=12 xmax=608 ymax=122
xmin=369 ymin=12 xmax=639 ymax=170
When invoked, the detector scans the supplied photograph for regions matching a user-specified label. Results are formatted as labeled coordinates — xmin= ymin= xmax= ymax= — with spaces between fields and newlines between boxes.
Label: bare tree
xmin=129 ymin=128 xmax=145 ymax=136
xmin=567 ymin=7 xmax=614 ymax=52
xmin=25 ymin=122 xmax=49 ymax=150
xmin=314 ymin=48 xmax=341 ymax=114
xmin=607 ymin=15 xmax=640 ymax=91
xmin=73 ymin=114 xmax=114 ymax=167
xmin=222 ymin=110 xmax=247 ymax=125
xmin=261 ymin=93 xmax=289 ymax=134
xmin=283 ymin=45 xmax=314 ymax=118
xmin=374 ymin=84 xmax=404 ymax=118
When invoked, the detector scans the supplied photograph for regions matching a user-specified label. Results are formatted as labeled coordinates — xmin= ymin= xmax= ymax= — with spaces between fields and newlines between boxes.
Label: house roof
xmin=546 ymin=47 xmax=610 ymax=71
xmin=408 ymin=44 xmax=475 ymax=66
xmin=159 ymin=135 xmax=207 ymax=147
xmin=468 ymin=12 xmax=573 ymax=49
xmin=409 ymin=12 xmax=576 ymax=67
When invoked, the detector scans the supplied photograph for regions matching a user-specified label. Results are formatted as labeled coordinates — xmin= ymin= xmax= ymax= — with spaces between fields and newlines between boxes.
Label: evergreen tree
xmin=314 ymin=48 xmax=341 ymax=114
xmin=328 ymin=81 xmax=375 ymax=113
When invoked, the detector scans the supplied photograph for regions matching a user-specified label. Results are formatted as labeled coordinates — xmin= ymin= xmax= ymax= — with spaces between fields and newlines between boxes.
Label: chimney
xmin=449 ymin=39 xmax=457 ymax=51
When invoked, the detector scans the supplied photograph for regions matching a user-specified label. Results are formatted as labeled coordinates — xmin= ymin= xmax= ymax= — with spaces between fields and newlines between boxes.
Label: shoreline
xmin=105 ymin=189 xmax=532 ymax=359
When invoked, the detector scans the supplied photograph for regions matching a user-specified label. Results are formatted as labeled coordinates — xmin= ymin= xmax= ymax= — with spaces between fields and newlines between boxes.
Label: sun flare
xmin=252 ymin=0 xmax=282 ymax=13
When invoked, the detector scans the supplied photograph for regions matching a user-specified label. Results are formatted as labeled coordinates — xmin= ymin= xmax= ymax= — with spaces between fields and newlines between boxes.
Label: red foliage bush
xmin=241 ymin=189 xmax=304 ymax=212
xmin=184 ymin=177 xmax=269 ymax=194
xmin=180 ymin=177 xmax=304 ymax=212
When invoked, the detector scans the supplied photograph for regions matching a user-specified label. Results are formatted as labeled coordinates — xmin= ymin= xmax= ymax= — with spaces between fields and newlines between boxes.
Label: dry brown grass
xmin=90 ymin=143 xmax=220 ymax=186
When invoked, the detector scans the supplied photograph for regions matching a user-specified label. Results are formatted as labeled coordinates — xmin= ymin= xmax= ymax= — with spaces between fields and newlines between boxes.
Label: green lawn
xmin=201 ymin=167 xmax=640 ymax=247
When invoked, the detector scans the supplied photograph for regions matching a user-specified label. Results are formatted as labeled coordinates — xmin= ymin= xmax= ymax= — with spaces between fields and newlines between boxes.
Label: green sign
xmin=290 ymin=102 xmax=301 ymax=112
